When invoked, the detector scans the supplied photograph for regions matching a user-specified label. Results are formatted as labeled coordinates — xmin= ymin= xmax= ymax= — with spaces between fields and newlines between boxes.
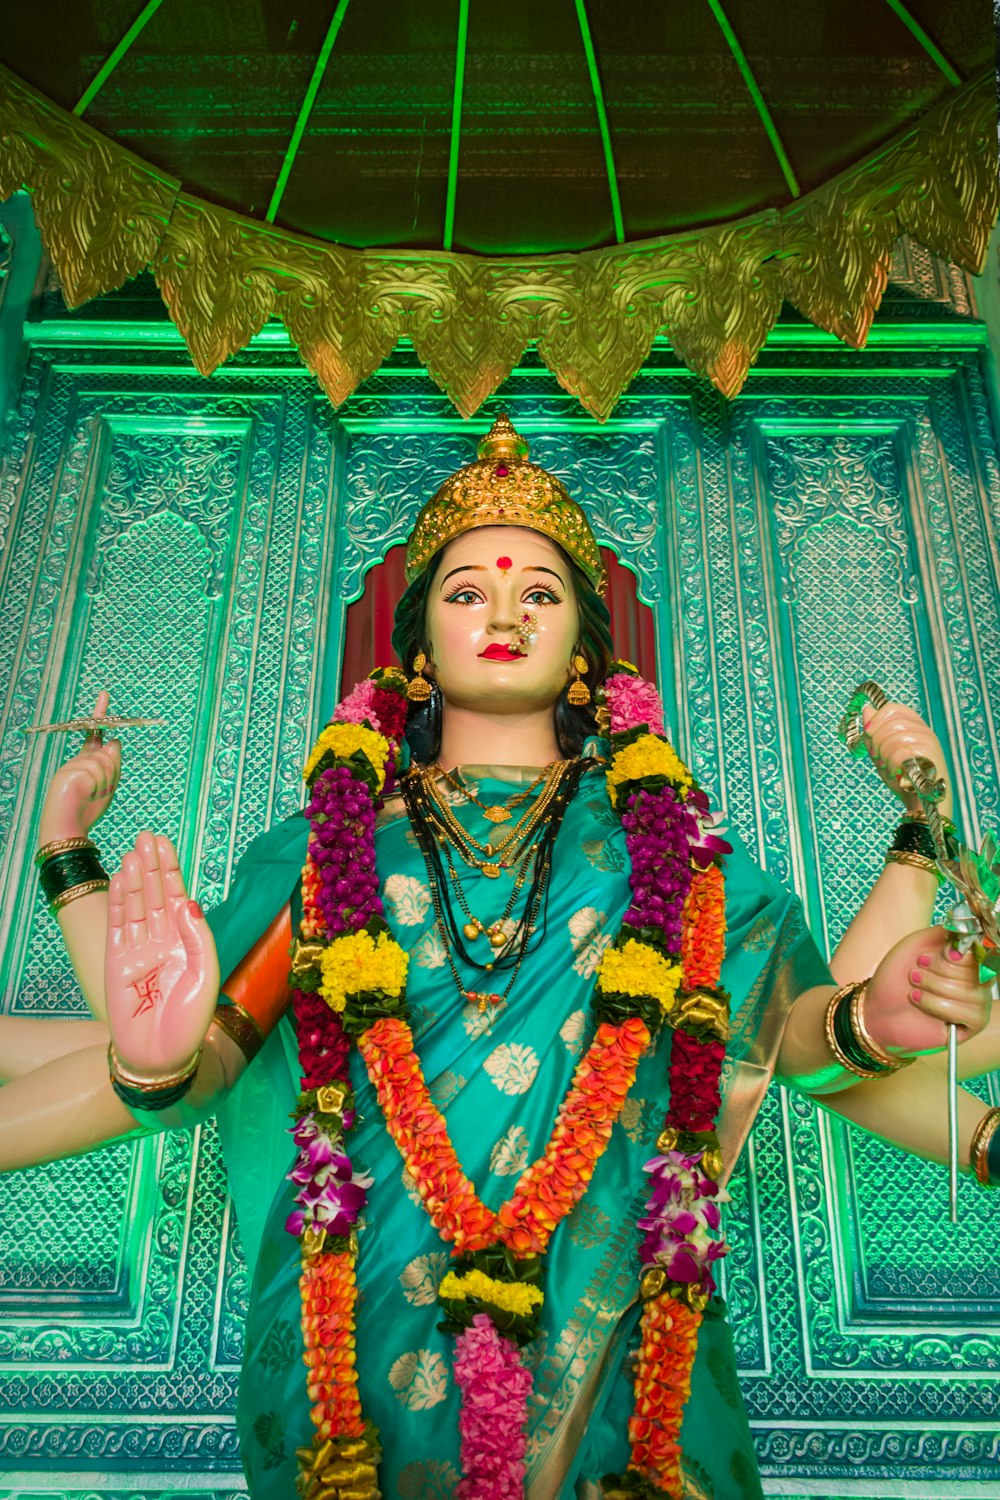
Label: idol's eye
xmin=523 ymin=587 xmax=562 ymax=606
xmin=443 ymin=584 xmax=485 ymax=606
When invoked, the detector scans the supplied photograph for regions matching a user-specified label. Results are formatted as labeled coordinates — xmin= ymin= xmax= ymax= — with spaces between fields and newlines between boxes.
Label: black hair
xmin=390 ymin=542 xmax=613 ymax=762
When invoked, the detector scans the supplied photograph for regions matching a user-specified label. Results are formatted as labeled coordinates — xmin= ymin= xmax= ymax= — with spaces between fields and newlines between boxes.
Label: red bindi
xmin=497 ymin=556 xmax=512 ymax=571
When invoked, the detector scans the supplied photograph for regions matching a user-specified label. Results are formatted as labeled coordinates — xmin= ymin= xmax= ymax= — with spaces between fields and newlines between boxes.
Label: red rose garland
xmin=285 ymin=665 xmax=731 ymax=1499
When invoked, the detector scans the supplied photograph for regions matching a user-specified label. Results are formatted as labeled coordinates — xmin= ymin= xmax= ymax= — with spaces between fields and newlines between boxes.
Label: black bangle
xmin=39 ymin=848 xmax=110 ymax=905
xmin=110 ymin=1075 xmax=196 ymax=1112
xmin=890 ymin=820 xmax=939 ymax=861
xmin=832 ymin=988 xmax=894 ymax=1076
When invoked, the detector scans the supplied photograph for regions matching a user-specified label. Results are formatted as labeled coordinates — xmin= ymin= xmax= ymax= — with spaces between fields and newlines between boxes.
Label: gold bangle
xmin=211 ymin=996 xmax=265 ymax=1065
xmin=850 ymin=982 xmax=911 ymax=1073
xmin=884 ymin=849 xmax=941 ymax=877
xmin=969 ymin=1106 xmax=1000 ymax=1187
xmin=50 ymin=878 xmax=110 ymax=912
xmin=108 ymin=1041 xmax=202 ymax=1093
xmin=824 ymin=983 xmax=882 ymax=1079
xmin=36 ymin=835 xmax=95 ymax=865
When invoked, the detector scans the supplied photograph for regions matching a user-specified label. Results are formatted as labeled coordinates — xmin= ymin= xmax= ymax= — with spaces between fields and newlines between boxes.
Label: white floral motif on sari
xmin=399 ymin=1252 xmax=449 ymax=1306
xmin=483 ymin=1042 xmax=539 ymax=1095
xmin=559 ymin=1008 xmax=587 ymax=1055
xmin=388 ymin=1349 xmax=449 ymax=1410
xmin=568 ymin=905 xmax=612 ymax=978
xmin=412 ymin=928 xmax=447 ymax=968
xmin=383 ymin=873 xmax=432 ymax=926
xmin=489 ymin=1124 xmax=531 ymax=1176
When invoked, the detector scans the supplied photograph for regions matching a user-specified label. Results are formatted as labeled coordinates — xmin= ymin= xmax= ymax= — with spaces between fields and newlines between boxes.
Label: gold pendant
xmin=483 ymin=806 xmax=511 ymax=823
xmin=463 ymin=921 xmax=480 ymax=940
xmin=488 ymin=925 xmax=508 ymax=948
xmin=482 ymin=863 xmax=501 ymax=879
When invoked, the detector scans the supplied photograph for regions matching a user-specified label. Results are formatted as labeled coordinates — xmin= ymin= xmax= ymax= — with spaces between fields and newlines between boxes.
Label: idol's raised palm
xmin=106 ymin=831 xmax=219 ymax=1077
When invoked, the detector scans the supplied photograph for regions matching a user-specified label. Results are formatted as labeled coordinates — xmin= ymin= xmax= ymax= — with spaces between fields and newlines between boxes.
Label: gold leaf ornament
xmin=155 ymin=197 xmax=276 ymax=375
xmin=1 ymin=63 xmax=994 ymax=416
xmin=0 ymin=65 xmax=177 ymax=308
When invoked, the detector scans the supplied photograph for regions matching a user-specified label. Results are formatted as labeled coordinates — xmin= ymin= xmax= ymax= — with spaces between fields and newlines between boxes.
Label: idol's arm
xmin=0 ymin=1020 xmax=244 ymax=1172
xmin=36 ymin=690 xmax=122 ymax=1020
xmin=830 ymin=698 xmax=951 ymax=982
xmin=0 ymin=841 xmax=291 ymax=1173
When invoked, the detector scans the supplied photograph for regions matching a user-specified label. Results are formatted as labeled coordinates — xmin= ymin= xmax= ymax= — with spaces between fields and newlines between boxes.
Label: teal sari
xmin=208 ymin=762 xmax=830 ymax=1500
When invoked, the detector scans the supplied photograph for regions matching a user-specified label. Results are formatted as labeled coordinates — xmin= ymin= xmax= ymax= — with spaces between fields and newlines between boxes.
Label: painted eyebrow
xmin=440 ymin=565 xmax=488 ymax=589
xmin=438 ymin=563 xmax=566 ymax=589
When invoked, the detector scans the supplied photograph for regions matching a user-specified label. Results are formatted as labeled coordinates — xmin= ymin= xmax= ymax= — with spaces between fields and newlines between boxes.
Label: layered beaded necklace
xmin=402 ymin=758 xmax=586 ymax=1013
xmin=286 ymin=665 xmax=731 ymax=1500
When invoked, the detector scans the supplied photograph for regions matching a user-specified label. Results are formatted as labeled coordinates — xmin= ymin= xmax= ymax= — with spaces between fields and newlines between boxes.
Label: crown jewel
xmin=405 ymin=413 xmax=605 ymax=593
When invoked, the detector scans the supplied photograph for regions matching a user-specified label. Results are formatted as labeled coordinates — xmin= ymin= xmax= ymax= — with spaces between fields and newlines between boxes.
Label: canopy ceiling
xmin=0 ymin=0 xmax=995 ymax=416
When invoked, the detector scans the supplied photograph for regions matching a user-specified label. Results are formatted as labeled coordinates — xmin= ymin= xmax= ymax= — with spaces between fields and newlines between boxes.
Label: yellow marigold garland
xmin=597 ymin=939 xmax=683 ymax=1018
xmin=303 ymin=722 xmax=390 ymax=789
xmin=318 ymin=929 xmax=409 ymax=1014
xmin=439 ymin=1269 xmax=545 ymax=1318
xmin=605 ymin=732 xmax=693 ymax=801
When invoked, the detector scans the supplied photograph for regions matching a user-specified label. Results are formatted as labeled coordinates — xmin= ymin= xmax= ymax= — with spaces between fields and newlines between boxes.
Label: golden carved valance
xmin=0 ymin=65 xmax=995 ymax=419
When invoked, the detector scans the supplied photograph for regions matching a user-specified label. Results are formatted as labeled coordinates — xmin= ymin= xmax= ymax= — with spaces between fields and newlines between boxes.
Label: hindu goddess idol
xmin=2 ymin=414 xmax=997 ymax=1500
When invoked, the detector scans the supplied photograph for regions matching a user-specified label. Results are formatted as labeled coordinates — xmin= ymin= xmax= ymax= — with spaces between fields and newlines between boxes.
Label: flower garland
xmin=285 ymin=662 xmax=731 ymax=1499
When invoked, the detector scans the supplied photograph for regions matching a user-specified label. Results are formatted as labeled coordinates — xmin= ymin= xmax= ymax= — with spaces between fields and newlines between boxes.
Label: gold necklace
xmin=420 ymin=762 xmax=569 ymax=876
xmin=441 ymin=841 xmax=538 ymax=948
xmin=439 ymin=765 xmax=547 ymax=824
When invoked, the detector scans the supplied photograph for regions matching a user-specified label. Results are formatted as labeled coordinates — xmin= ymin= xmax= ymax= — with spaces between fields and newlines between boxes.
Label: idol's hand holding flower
xmin=105 ymin=831 xmax=219 ymax=1079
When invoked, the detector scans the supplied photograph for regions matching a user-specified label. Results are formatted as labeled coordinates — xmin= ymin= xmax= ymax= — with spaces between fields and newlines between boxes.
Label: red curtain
xmin=341 ymin=544 xmax=656 ymax=689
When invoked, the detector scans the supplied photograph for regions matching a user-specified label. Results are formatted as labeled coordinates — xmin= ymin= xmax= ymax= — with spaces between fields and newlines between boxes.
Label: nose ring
xmin=511 ymin=608 xmax=537 ymax=655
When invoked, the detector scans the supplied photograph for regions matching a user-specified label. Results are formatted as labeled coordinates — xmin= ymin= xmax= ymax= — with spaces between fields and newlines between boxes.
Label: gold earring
xmin=407 ymin=651 xmax=432 ymax=702
xmin=567 ymin=652 xmax=591 ymax=707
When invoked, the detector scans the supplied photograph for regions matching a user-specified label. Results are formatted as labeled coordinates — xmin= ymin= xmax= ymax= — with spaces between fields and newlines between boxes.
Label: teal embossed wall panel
xmin=0 ymin=238 xmax=998 ymax=1495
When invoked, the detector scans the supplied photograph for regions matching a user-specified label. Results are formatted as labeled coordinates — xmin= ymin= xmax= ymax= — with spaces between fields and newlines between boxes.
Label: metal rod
xmin=266 ymin=0 xmax=353 ymax=225
xmin=948 ymin=1022 xmax=959 ymax=1224
xmin=574 ymin=0 xmax=626 ymax=243
xmin=881 ymin=0 xmax=963 ymax=88
xmin=443 ymin=0 xmax=470 ymax=252
xmin=703 ymin=0 xmax=800 ymax=199
xmin=73 ymin=0 xmax=169 ymax=116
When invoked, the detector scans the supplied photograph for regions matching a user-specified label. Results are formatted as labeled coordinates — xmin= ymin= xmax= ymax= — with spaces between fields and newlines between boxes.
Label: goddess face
xmin=425 ymin=527 xmax=580 ymax=715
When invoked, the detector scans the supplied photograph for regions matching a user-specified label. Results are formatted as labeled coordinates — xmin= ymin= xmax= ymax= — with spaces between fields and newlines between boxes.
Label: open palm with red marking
xmin=106 ymin=831 xmax=219 ymax=1077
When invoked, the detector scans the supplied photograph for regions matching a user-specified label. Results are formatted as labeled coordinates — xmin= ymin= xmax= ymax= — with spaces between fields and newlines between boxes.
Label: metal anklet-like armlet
xmin=211 ymin=995 xmax=265 ymax=1065
xmin=970 ymin=1106 xmax=1000 ymax=1187
xmin=824 ymin=980 xmax=912 ymax=1079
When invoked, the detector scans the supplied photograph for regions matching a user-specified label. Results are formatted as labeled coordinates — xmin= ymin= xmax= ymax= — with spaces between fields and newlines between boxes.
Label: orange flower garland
xmin=357 ymin=1014 xmax=651 ymax=1259
xmin=625 ymin=1297 xmax=703 ymax=1495
xmin=299 ymin=1249 xmax=365 ymax=1440
xmin=680 ymin=864 xmax=727 ymax=989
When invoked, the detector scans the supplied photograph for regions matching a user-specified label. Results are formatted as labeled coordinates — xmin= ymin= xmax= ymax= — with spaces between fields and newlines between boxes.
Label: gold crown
xmin=404 ymin=413 xmax=605 ymax=593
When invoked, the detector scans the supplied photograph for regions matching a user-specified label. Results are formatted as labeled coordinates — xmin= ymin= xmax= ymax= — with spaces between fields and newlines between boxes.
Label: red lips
xmin=479 ymin=644 xmax=524 ymax=661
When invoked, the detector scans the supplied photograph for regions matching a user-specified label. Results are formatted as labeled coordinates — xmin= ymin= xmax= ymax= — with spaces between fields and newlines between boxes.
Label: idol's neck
xmin=437 ymin=702 xmax=562 ymax=769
